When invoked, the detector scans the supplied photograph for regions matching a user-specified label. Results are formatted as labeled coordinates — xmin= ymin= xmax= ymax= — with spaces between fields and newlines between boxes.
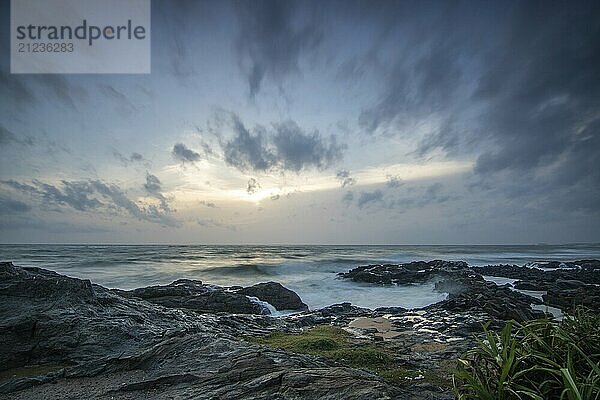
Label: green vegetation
xmin=246 ymin=325 xmax=442 ymax=385
xmin=453 ymin=309 xmax=600 ymax=400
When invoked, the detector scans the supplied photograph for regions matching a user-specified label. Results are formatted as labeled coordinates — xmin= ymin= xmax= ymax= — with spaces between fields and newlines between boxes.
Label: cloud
xmin=0 ymin=125 xmax=34 ymax=147
xmin=112 ymin=150 xmax=147 ymax=166
xmin=197 ymin=218 xmax=236 ymax=231
xmin=98 ymin=84 xmax=138 ymax=115
xmin=2 ymin=178 xmax=179 ymax=227
xmin=0 ymin=65 xmax=85 ymax=111
xmin=357 ymin=189 xmax=384 ymax=209
xmin=0 ymin=71 xmax=35 ymax=105
xmin=142 ymin=173 xmax=173 ymax=214
xmin=386 ymin=174 xmax=403 ymax=188
xmin=223 ymin=116 xmax=274 ymax=172
xmin=0 ymin=217 xmax=110 ymax=234
xmin=39 ymin=180 xmax=103 ymax=211
xmin=217 ymin=112 xmax=346 ymax=173
xmin=0 ymin=126 xmax=17 ymax=144
xmin=143 ymin=173 xmax=162 ymax=194
xmin=271 ymin=121 xmax=344 ymax=171
xmin=247 ymin=178 xmax=261 ymax=194
xmin=172 ymin=143 xmax=201 ymax=163
xmin=342 ymin=191 xmax=354 ymax=204
xmin=199 ymin=200 xmax=217 ymax=208
xmin=387 ymin=182 xmax=457 ymax=211
xmin=424 ymin=183 xmax=451 ymax=204
xmin=355 ymin=1 xmax=600 ymax=213
xmin=0 ymin=197 xmax=31 ymax=213
xmin=336 ymin=169 xmax=356 ymax=187
xmin=234 ymin=0 xmax=323 ymax=97
xmin=130 ymin=152 xmax=144 ymax=162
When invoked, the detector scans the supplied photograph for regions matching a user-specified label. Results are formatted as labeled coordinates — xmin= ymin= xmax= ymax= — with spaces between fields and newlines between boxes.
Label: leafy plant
xmin=454 ymin=308 xmax=600 ymax=400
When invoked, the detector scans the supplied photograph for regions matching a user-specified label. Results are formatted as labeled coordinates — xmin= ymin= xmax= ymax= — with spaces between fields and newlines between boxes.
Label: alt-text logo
xmin=11 ymin=0 xmax=150 ymax=74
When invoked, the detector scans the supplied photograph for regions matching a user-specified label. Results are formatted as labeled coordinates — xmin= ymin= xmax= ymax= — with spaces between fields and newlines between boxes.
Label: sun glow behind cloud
xmin=163 ymin=160 xmax=474 ymax=206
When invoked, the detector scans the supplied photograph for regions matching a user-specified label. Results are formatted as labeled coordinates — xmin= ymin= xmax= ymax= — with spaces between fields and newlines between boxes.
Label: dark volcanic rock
xmin=431 ymin=272 xmax=545 ymax=322
xmin=543 ymin=284 xmax=600 ymax=311
xmin=238 ymin=282 xmax=309 ymax=311
xmin=472 ymin=260 xmax=600 ymax=311
xmin=338 ymin=260 xmax=468 ymax=285
xmin=0 ymin=262 xmax=398 ymax=399
xmin=340 ymin=261 xmax=545 ymax=322
xmin=472 ymin=261 xmax=600 ymax=286
xmin=115 ymin=279 xmax=269 ymax=315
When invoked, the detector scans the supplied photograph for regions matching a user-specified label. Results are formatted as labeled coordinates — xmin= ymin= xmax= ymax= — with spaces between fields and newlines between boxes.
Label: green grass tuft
xmin=245 ymin=324 xmax=445 ymax=386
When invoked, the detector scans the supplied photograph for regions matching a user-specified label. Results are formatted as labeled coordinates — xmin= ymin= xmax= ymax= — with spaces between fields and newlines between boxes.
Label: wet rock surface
xmin=338 ymin=260 xmax=467 ymax=285
xmin=113 ymin=279 xmax=270 ymax=315
xmin=238 ymin=281 xmax=309 ymax=311
xmin=339 ymin=261 xmax=545 ymax=322
xmin=431 ymin=272 xmax=545 ymax=322
xmin=113 ymin=279 xmax=309 ymax=315
xmin=471 ymin=260 xmax=600 ymax=310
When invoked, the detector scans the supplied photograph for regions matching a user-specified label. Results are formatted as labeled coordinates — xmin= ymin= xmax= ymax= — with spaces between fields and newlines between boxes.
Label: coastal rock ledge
xmin=1 ymin=259 xmax=598 ymax=399
xmin=0 ymin=262 xmax=396 ymax=399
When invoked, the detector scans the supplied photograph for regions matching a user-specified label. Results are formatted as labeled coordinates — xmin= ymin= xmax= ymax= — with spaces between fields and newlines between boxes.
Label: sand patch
xmin=348 ymin=317 xmax=402 ymax=339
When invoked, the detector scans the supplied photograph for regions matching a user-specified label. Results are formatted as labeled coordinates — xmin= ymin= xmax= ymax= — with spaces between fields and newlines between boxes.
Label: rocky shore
xmin=1 ymin=259 xmax=598 ymax=399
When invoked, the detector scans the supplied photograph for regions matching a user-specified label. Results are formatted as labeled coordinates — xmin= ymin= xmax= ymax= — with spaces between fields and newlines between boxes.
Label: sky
xmin=0 ymin=0 xmax=599 ymax=244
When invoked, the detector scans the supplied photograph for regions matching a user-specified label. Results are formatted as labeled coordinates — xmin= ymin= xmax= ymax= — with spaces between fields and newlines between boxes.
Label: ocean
xmin=2 ymin=244 xmax=599 ymax=310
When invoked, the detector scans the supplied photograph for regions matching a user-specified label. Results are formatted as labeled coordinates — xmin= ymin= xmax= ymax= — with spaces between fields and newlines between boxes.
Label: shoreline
xmin=1 ymin=259 xmax=599 ymax=399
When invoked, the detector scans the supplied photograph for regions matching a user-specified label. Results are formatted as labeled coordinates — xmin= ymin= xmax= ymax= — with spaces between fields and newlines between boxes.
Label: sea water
xmin=1 ymin=244 xmax=599 ymax=310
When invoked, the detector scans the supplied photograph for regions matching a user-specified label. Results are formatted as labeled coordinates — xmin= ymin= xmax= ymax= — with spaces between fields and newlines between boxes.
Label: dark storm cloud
xmin=234 ymin=0 xmax=323 ymax=97
xmin=271 ymin=121 xmax=344 ymax=171
xmin=336 ymin=170 xmax=356 ymax=187
xmin=247 ymin=178 xmax=261 ymax=194
xmin=355 ymin=1 xmax=600 ymax=212
xmin=357 ymin=189 xmax=383 ymax=209
xmin=217 ymin=112 xmax=345 ymax=173
xmin=1 ymin=179 xmax=178 ymax=227
xmin=172 ymin=143 xmax=201 ymax=163
xmin=224 ymin=116 xmax=274 ymax=171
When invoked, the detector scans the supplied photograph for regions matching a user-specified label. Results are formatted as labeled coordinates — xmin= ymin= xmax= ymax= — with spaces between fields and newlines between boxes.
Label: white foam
xmin=532 ymin=304 xmax=563 ymax=320
xmin=482 ymin=275 xmax=517 ymax=286
xmin=246 ymin=296 xmax=302 ymax=317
